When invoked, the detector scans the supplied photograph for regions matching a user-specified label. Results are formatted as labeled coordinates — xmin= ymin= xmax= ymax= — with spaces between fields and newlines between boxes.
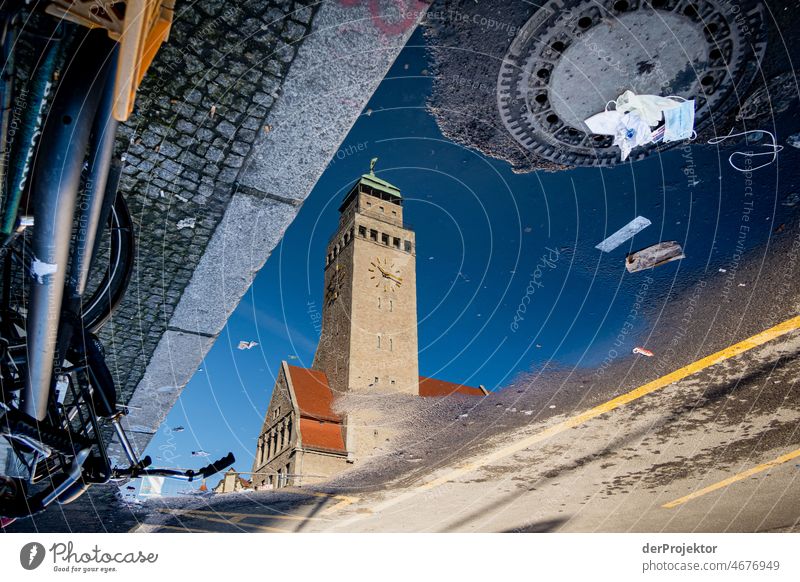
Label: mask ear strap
xmin=708 ymin=129 xmax=783 ymax=172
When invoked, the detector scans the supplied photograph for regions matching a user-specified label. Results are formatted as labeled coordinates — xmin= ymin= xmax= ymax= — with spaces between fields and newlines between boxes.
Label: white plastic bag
xmin=613 ymin=111 xmax=652 ymax=160
xmin=584 ymin=110 xmax=623 ymax=136
xmin=615 ymin=90 xmax=680 ymax=127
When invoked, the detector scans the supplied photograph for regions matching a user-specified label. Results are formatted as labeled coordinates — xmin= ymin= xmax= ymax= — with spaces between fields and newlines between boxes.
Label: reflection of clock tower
xmin=313 ymin=159 xmax=419 ymax=397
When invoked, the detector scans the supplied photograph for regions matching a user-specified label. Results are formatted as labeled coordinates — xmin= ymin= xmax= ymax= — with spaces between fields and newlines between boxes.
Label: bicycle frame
xmin=22 ymin=30 xmax=117 ymax=421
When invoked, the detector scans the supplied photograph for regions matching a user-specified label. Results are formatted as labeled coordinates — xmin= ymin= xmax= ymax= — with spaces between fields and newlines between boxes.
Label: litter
xmin=614 ymin=111 xmax=652 ymax=161
xmin=584 ymin=109 xmax=623 ymax=136
xmin=237 ymin=340 xmax=258 ymax=350
xmin=632 ymin=347 xmax=654 ymax=357
xmin=177 ymin=217 xmax=196 ymax=230
xmin=707 ymin=129 xmax=782 ymax=172
xmin=614 ymin=90 xmax=681 ymax=127
xmin=787 ymin=133 xmax=800 ymax=149
xmin=781 ymin=192 xmax=799 ymax=207
xmin=585 ymin=91 xmax=691 ymax=160
xmin=191 ymin=450 xmax=210 ymax=457
xmin=663 ymin=99 xmax=696 ymax=142
xmin=595 ymin=216 xmax=652 ymax=252
xmin=625 ymin=241 xmax=685 ymax=273
xmin=172 ymin=426 xmax=185 ymax=433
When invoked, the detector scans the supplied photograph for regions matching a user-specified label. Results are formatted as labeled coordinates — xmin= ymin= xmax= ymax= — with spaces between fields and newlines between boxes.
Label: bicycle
xmin=0 ymin=2 xmax=234 ymax=526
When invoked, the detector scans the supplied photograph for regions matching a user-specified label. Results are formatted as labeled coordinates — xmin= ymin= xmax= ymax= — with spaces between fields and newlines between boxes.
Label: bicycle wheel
xmin=81 ymin=188 xmax=135 ymax=334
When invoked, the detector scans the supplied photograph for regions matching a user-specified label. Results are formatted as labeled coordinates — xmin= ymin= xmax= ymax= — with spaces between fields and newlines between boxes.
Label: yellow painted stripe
xmin=371 ymin=315 xmax=800 ymax=512
xmin=157 ymin=510 xmax=292 ymax=532
xmin=159 ymin=508 xmax=329 ymax=522
xmin=663 ymin=448 xmax=800 ymax=509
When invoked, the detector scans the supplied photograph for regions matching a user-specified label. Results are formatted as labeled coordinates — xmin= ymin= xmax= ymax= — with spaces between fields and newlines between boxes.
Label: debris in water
xmin=788 ymin=133 xmax=800 ymax=149
xmin=782 ymin=192 xmax=800 ymax=207
xmin=192 ymin=450 xmax=210 ymax=457
xmin=595 ymin=216 xmax=652 ymax=253
xmin=238 ymin=340 xmax=259 ymax=350
xmin=633 ymin=347 xmax=654 ymax=357
xmin=177 ymin=217 xmax=196 ymax=230
xmin=172 ymin=426 xmax=185 ymax=433
xmin=625 ymin=241 xmax=684 ymax=273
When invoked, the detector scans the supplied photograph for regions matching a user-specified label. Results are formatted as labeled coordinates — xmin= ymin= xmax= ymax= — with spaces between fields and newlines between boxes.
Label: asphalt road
xmin=131 ymin=301 xmax=800 ymax=533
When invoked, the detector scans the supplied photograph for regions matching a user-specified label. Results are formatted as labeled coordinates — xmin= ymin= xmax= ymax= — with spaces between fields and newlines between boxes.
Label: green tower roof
xmin=357 ymin=171 xmax=401 ymax=198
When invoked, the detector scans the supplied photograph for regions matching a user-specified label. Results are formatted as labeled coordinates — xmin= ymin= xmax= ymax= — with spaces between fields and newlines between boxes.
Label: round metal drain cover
xmin=497 ymin=0 xmax=766 ymax=167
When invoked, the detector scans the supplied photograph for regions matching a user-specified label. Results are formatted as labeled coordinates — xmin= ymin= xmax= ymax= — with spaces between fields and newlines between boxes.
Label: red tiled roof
xmin=299 ymin=418 xmax=347 ymax=453
xmin=419 ymin=376 xmax=485 ymax=397
xmin=287 ymin=365 xmax=341 ymax=422
xmin=286 ymin=365 xmax=347 ymax=453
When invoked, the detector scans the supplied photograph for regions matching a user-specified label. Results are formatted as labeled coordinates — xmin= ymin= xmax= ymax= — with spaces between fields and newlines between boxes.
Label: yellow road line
xmin=158 ymin=508 xmax=329 ymax=522
xmin=157 ymin=509 xmax=292 ymax=532
xmin=317 ymin=493 xmax=359 ymax=515
xmin=275 ymin=488 xmax=360 ymax=514
xmin=663 ymin=447 xmax=800 ymax=509
xmin=370 ymin=315 xmax=800 ymax=513
xmin=151 ymin=524 xmax=217 ymax=533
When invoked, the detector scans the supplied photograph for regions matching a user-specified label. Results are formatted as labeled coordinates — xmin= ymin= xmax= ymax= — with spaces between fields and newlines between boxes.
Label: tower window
xmin=389 ymin=299 xmax=393 ymax=312
xmin=370 ymin=229 xmax=378 ymax=241
xmin=393 ymin=237 xmax=400 ymax=248
xmin=377 ymin=335 xmax=381 ymax=348
xmin=389 ymin=338 xmax=393 ymax=352
xmin=381 ymin=233 xmax=389 ymax=245
xmin=404 ymin=240 xmax=412 ymax=252
xmin=392 ymin=210 xmax=397 ymax=216
xmin=359 ymin=225 xmax=366 ymax=237
xmin=380 ymin=206 xmax=385 ymax=213
xmin=374 ymin=377 xmax=379 ymax=384
xmin=391 ymin=379 xmax=395 ymax=385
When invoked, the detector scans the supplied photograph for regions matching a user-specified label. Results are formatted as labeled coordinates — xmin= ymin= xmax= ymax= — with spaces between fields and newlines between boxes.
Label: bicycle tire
xmin=81 ymin=191 xmax=135 ymax=334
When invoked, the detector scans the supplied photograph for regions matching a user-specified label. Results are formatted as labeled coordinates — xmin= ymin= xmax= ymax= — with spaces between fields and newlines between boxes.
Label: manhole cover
xmin=497 ymin=0 xmax=767 ymax=167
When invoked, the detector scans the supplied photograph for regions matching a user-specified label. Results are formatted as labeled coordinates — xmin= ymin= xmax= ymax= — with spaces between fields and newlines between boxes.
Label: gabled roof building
xmin=251 ymin=165 xmax=485 ymax=489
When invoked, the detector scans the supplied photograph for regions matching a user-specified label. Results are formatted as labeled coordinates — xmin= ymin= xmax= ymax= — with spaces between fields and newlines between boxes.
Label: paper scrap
xmin=595 ymin=216 xmax=652 ymax=253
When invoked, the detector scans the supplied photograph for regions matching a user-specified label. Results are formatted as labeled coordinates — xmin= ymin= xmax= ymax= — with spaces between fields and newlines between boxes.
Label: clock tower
xmin=250 ymin=162 xmax=485 ymax=489
xmin=313 ymin=159 xmax=419 ymax=398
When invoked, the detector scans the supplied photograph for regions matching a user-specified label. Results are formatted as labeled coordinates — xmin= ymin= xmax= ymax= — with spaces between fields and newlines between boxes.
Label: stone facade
xmin=313 ymin=181 xmax=419 ymax=397
xmin=250 ymin=362 xmax=350 ymax=489
xmin=251 ymin=364 xmax=298 ymax=489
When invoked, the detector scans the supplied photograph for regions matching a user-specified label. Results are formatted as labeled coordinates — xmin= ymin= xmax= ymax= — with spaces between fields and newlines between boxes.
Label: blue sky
xmin=142 ymin=29 xmax=792 ymax=492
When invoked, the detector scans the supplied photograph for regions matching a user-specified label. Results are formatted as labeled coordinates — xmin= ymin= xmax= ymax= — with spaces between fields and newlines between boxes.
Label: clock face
xmin=325 ymin=264 xmax=346 ymax=304
xmin=368 ymin=257 xmax=402 ymax=292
